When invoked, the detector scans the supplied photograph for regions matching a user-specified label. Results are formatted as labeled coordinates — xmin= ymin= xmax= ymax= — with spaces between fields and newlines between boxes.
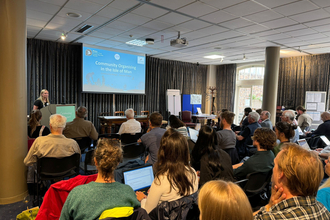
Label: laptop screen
xmin=320 ymin=136 xmax=330 ymax=146
xmin=188 ymin=127 xmax=199 ymax=143
xmin=297 ymin=139 xmax=311 ymax=151
xmin=123 ymin=165 xmax=154 ymax=191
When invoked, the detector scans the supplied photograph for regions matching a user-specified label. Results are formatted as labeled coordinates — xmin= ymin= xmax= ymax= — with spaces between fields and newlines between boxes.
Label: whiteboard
xmin=166 ymin=89 xmax=181 ymax=116
xmin=305 ymin=91 xmax=327 ymax=129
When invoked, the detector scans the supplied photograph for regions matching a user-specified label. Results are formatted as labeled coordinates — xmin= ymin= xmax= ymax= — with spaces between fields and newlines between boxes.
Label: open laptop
xmin=320 ymin=135 xmax=330 ymax=146
xmin=123 ymin=164 xmax=154 ymax=192
xmin=297 ymin=139 xmax=311 ymax=151
xmin=188 ymin=127 xmax=199 ymax=143
xmin=196 ymin=107 xmax=202 ymax=114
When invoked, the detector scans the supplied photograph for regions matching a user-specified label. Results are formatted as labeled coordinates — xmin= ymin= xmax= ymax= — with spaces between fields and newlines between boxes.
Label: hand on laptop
xmin=136 ymin=191 xmax=147 ymax=202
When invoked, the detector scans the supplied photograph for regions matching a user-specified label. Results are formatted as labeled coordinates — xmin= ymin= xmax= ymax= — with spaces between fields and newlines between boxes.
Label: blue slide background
xmin=82 ymin=45 xmax=146 ymax=94
xmin=182 ymin=94 xmax=201 ymax=114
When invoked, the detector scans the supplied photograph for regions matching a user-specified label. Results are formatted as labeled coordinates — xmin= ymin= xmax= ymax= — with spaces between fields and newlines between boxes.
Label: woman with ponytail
xmin=273 ymin=121 xmax=297 ymax=156
xmin=60 ymin=139 xmax=140 ymax=220
xmin=28 ymin=110 xmax=50 ymax=138
xmin=191 ymin=125 xmax=234 ymax=186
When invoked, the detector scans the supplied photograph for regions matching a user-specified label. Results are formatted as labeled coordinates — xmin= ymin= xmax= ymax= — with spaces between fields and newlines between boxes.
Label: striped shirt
xmin=254 ymin=196 xmax=330 ymax=220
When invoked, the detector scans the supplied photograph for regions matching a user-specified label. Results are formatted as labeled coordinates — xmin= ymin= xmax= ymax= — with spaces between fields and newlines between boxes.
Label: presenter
xmin=33 ymin=89 xmax=50 ymax=110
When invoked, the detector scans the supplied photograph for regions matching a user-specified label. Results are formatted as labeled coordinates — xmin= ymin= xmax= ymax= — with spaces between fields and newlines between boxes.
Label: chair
xmin=181 ymin=111 xmax=196 ymax=128
xmin=121 ymin=133 xmax=143 ymax=145
xmin=122 ymin=142 xmax=146 ymax=162
xmin=34 ymin=153 xmax=80 ymax=206
xmin=80 ymin=149 xmax=97 ymax=174
xmin=141 ymin=111 xmax=149 ymax=116
xmin=100 ymin=112 xmax=112 ymax=134
xmin=114 ymin=111 xmax=124 ymax=116
xmin=73 ymin=137 xmax=92 ymax=152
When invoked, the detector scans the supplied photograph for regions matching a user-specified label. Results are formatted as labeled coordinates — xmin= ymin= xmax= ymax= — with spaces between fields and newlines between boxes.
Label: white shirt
xmin=118 ymin=119 xmax=141 ymax=134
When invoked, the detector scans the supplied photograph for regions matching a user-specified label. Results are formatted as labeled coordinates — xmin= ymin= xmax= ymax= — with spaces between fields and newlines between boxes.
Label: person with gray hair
xmin=260 ymin=111 xmax=273 ymax=129
xmin=118 ymin=108 xmax=141 ymax=135
xmin=236 ymin=112 xmax=261 ymax=157
xmin=280 ymin=110 xmax=299 ymax=143
xmin=63 ymin=106 xmax=98 ymax=140
xmin=24 ymin=114 xmax=81 ymax=166
xmin=308 ymin=111 xmax=330 ymax=137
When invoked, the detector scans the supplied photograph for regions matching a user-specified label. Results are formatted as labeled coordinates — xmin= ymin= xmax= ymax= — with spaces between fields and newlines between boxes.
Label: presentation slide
xmin=82 ymin=45 xmax=146 ymax=94
xmin=56 ymin=105 xmax=76 ymax=122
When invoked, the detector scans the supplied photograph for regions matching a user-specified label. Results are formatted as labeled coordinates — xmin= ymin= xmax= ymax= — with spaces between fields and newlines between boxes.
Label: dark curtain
xmin=215 ymin=64 xmax=237 ymax=112
xmin=27 ymin=39 xmax=208 ymax=130
xmin=277 ymin=54 xmax=330 ymax=109
xmin=146 ymin=57 xmax=208 ymax=119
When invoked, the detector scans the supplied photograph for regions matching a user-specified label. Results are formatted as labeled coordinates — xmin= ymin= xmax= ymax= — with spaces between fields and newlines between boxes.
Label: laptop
xmin=297 ymin=139 xmax=311 ymax=151
xmin=123 ymin=164 xmax=154 ymax=192
xmin=320 ymin=135 xmax=330 ymax=146
xmin=196 ymin=107 xmax=202 ymax=114
xmin=188 ymin=127 xmax=199 ymax=143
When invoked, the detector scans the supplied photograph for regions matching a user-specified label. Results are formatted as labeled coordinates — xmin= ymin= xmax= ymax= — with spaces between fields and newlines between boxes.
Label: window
xmin=235 ymin=65 xmax=265 ymax=124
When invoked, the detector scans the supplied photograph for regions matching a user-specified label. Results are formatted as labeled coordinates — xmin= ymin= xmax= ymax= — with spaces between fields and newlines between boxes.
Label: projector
xmin=170 ymin=38 xmax=188 ymax=48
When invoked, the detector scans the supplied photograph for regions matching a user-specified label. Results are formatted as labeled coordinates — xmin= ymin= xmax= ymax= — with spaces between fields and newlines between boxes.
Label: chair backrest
xmin=122 ymin=143 xmax=145 ymax=159
xmin=37 ymin=153 xmax=80 ymax=178
xmin=243 ymin=170 xmax=272 ymax=196
xmin=181 ymin=111 xmax=192 ymax=123
xmin=114 ymin=111 xmax=124 ymax=116
xmin=84 ymin=149 xmax=96 ymax=171
xmin=121 ymin=133 xmax=143 ymax=144
xmin=73 ymin=137 xmax=92 ymax=152
xmin=100 ymin=112 xmax=111 ymax=116
xmin=141 ymin=111 xmax=149 ymax=116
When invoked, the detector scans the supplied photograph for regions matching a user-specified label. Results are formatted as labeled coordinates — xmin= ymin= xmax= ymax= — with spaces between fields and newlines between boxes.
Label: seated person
xmin=236 ymin=112 xmax=261 ymax=157
xmin=63 ymin=106 xmax=98 ymax=140
xmin=28 ymin=109 xmax=50 ymax=138
xmin=199 ymin=180 xmax=253 ymax=220
xmin=254 ymin=143 xmax=330 ymax=219
xmin=296 ymin=105 xmax=313 ymax=132
xmin=239 ymin=107 xmax=252 ymax=131
xmin=317 ymin=156 xmax=330 ymax=211
xmin=167 ymin=115 xmax=188 ymax=137
xmin=217 ymin=111 xmax=239 ymax=164
xmin=139 ymin=112 xmax=166 ymax=165
xmin=136 ymin=129 xmax=198 ymax=213
xmin=234 ymin=127 xmax=276 ymax=180
xmin=192 ymin=125 xmax=234 ymax=186
xmin=24 ymin=114 xmax=81 ymax=166
xmin=260 ymin=111 xmax=273 ymax=129
xmin=273 ymin=121 xmax=297 ymax=156
xmin=280 ymin=110 xmax=299 ymax=143
xmin=117 ymin=108 xmax=141 ymax=135
xmin=308 ymin=112 xmax=330 ymax=137
xmin=59 ymin=139 xmax=140 ymax=220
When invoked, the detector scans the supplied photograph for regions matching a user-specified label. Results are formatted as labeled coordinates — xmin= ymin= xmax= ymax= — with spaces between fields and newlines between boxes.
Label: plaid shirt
xmin=254 ymin=196 xmax=330 ymax=220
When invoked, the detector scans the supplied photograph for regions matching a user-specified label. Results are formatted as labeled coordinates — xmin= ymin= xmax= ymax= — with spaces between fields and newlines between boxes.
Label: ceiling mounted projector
xmin=170 ymin=31 xmax=188 ymax=48
xmin=145 ymin=38 xmax=154 ymax=45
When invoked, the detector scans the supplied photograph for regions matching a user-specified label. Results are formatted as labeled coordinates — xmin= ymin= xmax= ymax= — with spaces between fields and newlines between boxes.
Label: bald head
xmin=321 ymin=112 xmax=330 ymax=122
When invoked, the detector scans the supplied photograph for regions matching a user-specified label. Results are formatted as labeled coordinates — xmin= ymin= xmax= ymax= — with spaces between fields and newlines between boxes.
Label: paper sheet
xmin=306 ymin=103 xmax=317 ymax=110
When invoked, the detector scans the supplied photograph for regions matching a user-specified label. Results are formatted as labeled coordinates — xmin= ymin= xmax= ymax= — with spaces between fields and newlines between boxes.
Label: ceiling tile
xmin=77 ymin=36 xmax=105 ymax=44
xmin=176 ymin=20 xmax=211 ymax=31
xmin=177 ymin=2 xmax=218 ymax=17
xmin=27 ymin=18 xmax=48 ymax=28
xmin=96 ymin=6 xmax=124 ymax=19
xmin=106 ymin=20 xmax=138 ymax=31
xmin=304 ymin=18 xmax=330 ymax=27
xmin=312 ymin=24 xmax=330 ymax=32
xmin=262 ymin=17 xmax=298 ymax=29
xmin=97 ymin=26 xmax=126 ymax=36
xmin=223 ymin=1 xmax=267 ymax=17
xmin=118 ymin=13 xmax=151 ymax=26
xmin=149 ymin=0 xmax=195 ymax=10
xmin=289 ymin=9 xmax=330 ymax=23
xmin=198 ymin=25 xmax=229 ymax=34
xmin=296 ymin=33 xmax=328 ymax=41
xmin=275 ymin=24 xmax=308 ymax=33
xmin=237 ymin=24 xmax=269 ymax=34
xmin=219 ymin=18 xmax=254 ymax=29
xmin=310 ymin=0 xmax=330 ymax=7
xmin=65 ymin=0 xmax=104 ymax=13
xmin=252 ymin=30 xmax=280 ymax=37
xmin=273 ymin=1 xmax=318 ymax=16
xmin=201 ymin=0 xmax=247 ymax=10
xmin=57 ymin=7 xmax=93 ymax=20
xmin=142 ymin=20 xmax=173 ymax=31
xmin=26 ymin=9 xmax=53 ymax=22
xmin=95 ymin=39 xmax=123 ymax=47
xmin=285 ymin=28 xmax=318 ymax=37
xmin=109 ymin=0 xmax=140 ymax=11
xmin=324 ymin=7 xmax=330 ymax=14
xmin=305 ymin=37 xmax=330 ymax=44
xmin=273 ymin=38 xmax=303 ymax=45
xmin=244 ymin=10 xmax=283 ymax=23
xmin=89 ymin=30 xmax=116 ymax=39
xmin=26 ymin=0 xmax=61 ymax=14
xmin=132 ymin=4 xmax=169 ymax=19
xmin=85 ymin=15 xmax=110 ymax=25
xmin=36 ymin=0 xmax=67 ymax=6
xmin=156 ymin=12 xmax=192 ymax=25
xmin=130 ymin=26 xmax=157 ymax=35
xmin=261 ymin=33 xmax=290 ymax=40
xmin=253 ymin=0 xmax=298 ymax=9
xmin=45 ymin=16 xmax=83 ymax=31
xmin=200 ymin=10 xmax=237 ymax=24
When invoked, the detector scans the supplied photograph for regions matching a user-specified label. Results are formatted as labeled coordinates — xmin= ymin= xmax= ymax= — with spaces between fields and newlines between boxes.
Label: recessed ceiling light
xmin=61 ymin=33 xmax=67 ymax=40
xmin=66 ymin=12 xmax=82 ymax=18
xmin=126 ymin=39 xmax=147 ymax=47
xmin=204 ymin=55 xmax=225 ymax=59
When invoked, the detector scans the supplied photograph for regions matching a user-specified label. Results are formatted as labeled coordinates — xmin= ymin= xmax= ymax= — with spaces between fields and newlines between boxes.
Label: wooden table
xmin=192 ymin=114 xmax=216 ymax=125
xmin=98 ymin=115 xmax=148 ymax=134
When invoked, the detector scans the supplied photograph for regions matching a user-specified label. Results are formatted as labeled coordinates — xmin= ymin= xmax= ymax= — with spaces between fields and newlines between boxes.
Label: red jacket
xmin=36 ymin=174 xmax=97 ymax=220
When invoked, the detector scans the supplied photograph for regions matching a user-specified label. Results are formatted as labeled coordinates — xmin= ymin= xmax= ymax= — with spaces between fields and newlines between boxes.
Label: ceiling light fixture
xmin=126 ymin=39 xmax=147 ymax=47
xmin=61 ymin=33 xmax=67 ymax=40
xmin=66 ymin=12 xmax=82 ymax=18
xmin=220 ymin=58 xmax=224 ymax=63
xmin=243 ymin=54 xmax=246 ymax=60
xmin=204 ymin=55 xmax=225 ymax=59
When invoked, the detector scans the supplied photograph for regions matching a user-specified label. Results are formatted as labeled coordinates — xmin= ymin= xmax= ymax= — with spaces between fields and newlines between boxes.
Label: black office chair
xmin=34 ymin=153 xmax=80 ymax=206
xmin=80 ymin=149 xmax=97 ymax=174
xmin=122 ymin=143 xmax=146 ymax=162
xmin=73 ymin=137 xmax=92 ymax=152
xmin=121 ymin=133 xmax=143 ymax=145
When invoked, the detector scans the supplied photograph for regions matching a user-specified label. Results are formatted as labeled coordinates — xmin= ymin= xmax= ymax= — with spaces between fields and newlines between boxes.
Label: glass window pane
xmin=238 ymin=87 xmax=251 ymax=122
xmin=252 ymin=85 xmax=263 ymax=110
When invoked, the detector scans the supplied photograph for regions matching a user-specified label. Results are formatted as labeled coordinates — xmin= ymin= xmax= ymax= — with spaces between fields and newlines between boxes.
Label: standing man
xmin=260 ymin=111 xmax=273 ymax=129
xmin=117 ymin=108 xmax=141 ymax=135
xmin=281 ymin=110 xmax=299 ymax=143
xmin=63 ymin=106 xmax=98 ymax=141
xmin=139 ymin=112 xmax=166 ymax=165
xmin=296 ymin=105 xmax=313 ymax=132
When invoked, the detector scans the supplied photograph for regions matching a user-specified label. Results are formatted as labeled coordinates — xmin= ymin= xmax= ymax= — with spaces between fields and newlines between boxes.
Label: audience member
xmin=191 ymin=125 xmax=235 ymax=186
xmin=117 ymin=108 xmax=141 ymax=135
xmin=216 ymin=108 xmax=228 ymax=129
xmin=24 ymin=114 xmax=81 ymax=166
xmin=239 ymin=107 xmax=252 ymax=130
xmin=317 ymin=156 xmax=330 ymax=211
xmin=136 ymin=129 xmax=198 ymax=213
xmin=254 ymin=143 xmax=330 ymax=219
xmin=296 ymin=105 xmax=313 ymax=132
xmin=260 ymin=111 xmax=273 ymax=129
xmin=280 ymin=110 xmax=299 ymax=143
xmin=28 ymin=109 xmax=50 ymax=138
xmin=60 ymin=139 xmax=140 ymax=220
xmin=33 ymin=89 xmax=50 ymax=110
xmin=63 ymin=106 xmax=98 ymax=140
xmin=217 ymin=111 xmax=239 ymax=164
xmin=273 ymin=121 xmax=296 ymax=156
xmin=308 ymin=112 xmax=330 ymax=137
xmin=139 ymin=112 xmax=166 ymax=165
xmin=167 ymin=115 xmax=188 ymax=137
xmin=236 ymin=112 xmax=261 ymax=157
xmin=199 ymin=180 xmax=253 ymax=220
xmin=234 ymin=127 xmax=276 ymax=180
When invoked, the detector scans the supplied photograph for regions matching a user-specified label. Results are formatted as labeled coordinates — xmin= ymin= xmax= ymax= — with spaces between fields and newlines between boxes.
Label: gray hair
xmin=249 ymin=112 xmax=260 ymax=122
xmin=125 ymin=108 xmax=134 ymax=118
xmin=283 ymin=110 xmax=295 ymax=122
xmin=76 ymin=106 xmax=88 ymax=118
xmin=265 ymin=111 xmax=271 ymax=119
xmin=50 ymin=114 xmax=67 ymax=129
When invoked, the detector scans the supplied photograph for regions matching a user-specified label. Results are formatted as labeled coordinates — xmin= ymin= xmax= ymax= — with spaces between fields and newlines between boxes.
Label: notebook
xmin=123 ymin=164 xmax=154 ymax=192
xmin=297 ymin=139 xmax=311 ymax=151
xmin=188 ymin=127 xmax=199 ymax=143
